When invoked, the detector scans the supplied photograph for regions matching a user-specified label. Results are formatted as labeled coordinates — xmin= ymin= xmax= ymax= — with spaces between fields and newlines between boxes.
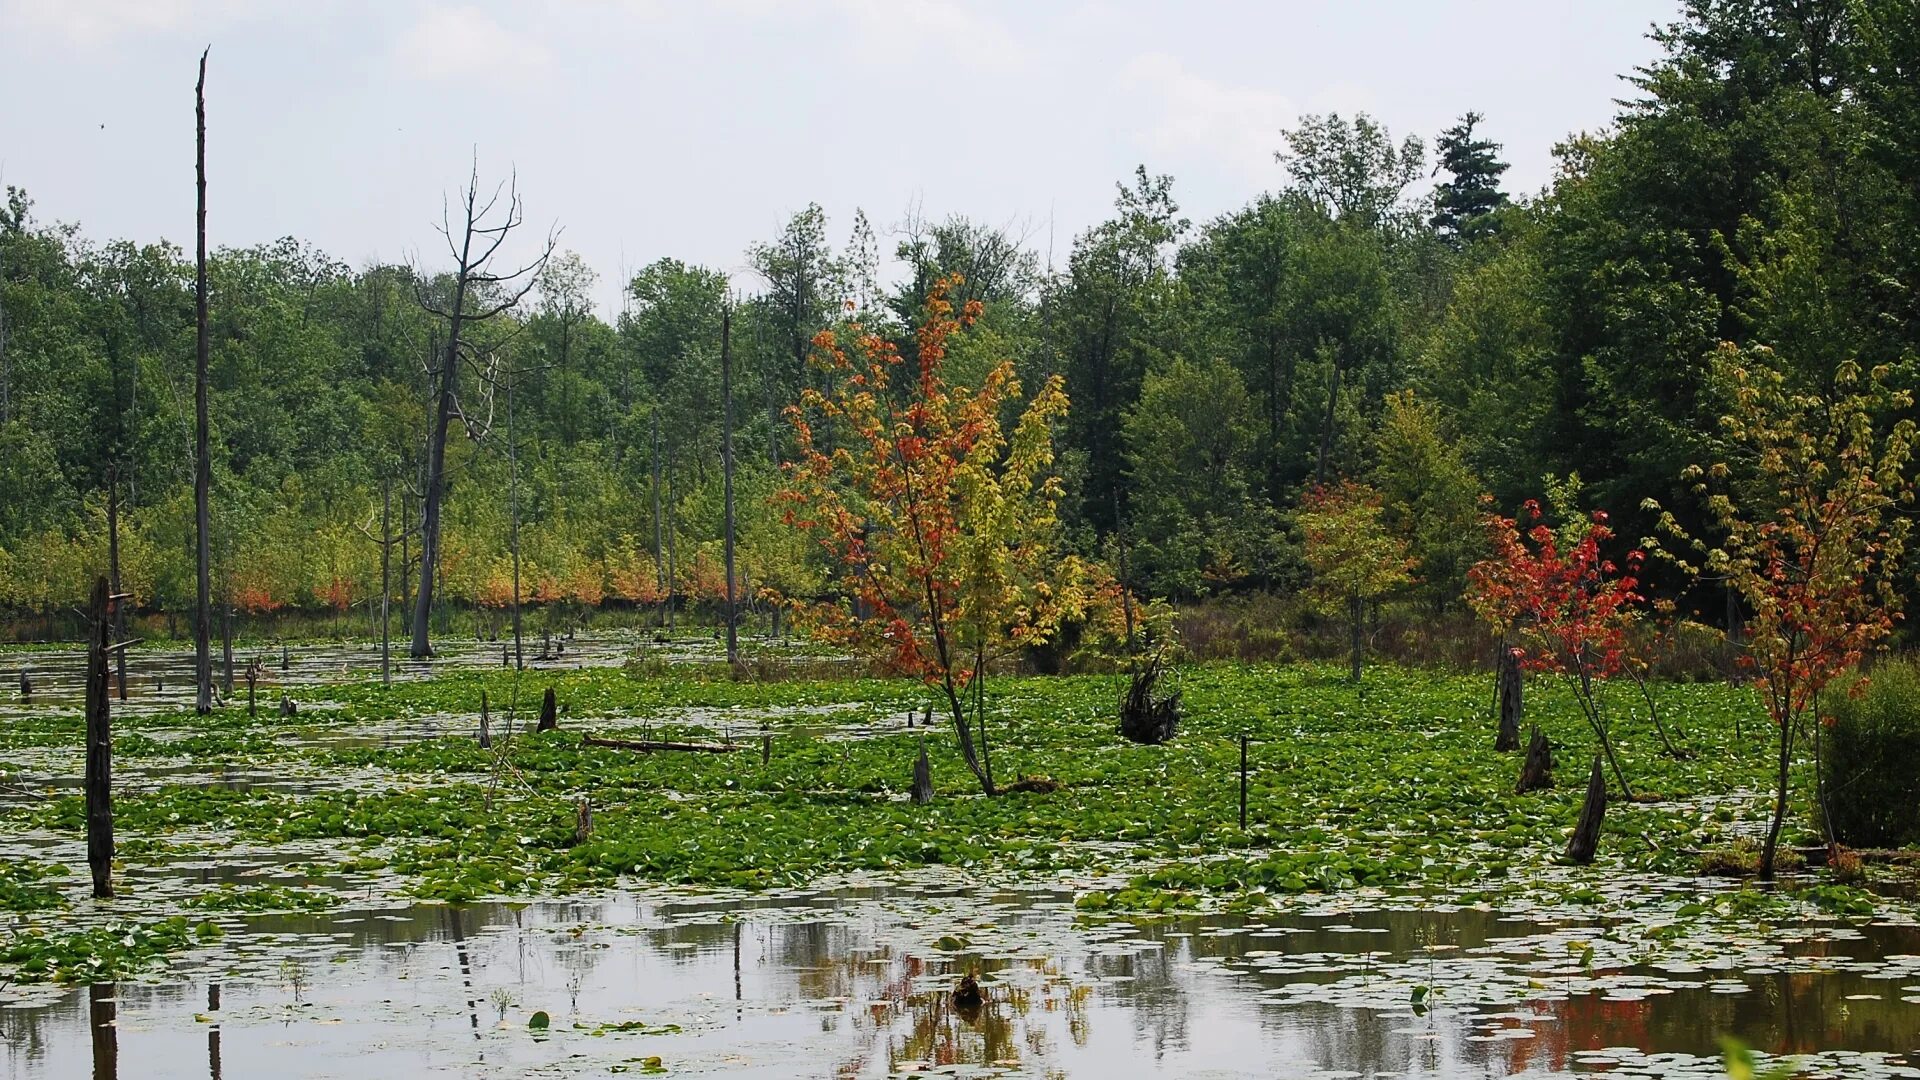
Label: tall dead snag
xmin=721 ymin=302 xmax=739 ymax=668
xmin=1565 ymin=755 xmax=1607 ymax=864
xmin=107 ymin=466 xmax=128 ymax=701
xmin=84 ymin=577 xmax=115 ymax=899
xmin=409 ymin=161 xmax=554 ymax=658
xmin=1495 ymin=645 xmax=1522 ymax=752
xmin=910 ymin=738 xmax=933 ymax=804
xmin=193 ymin=48 xmax=214 ymax=715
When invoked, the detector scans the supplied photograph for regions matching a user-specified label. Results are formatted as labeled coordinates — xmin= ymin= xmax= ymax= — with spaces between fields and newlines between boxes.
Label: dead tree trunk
xmin=478 ymin=690 xmax=491 ymax=749
xmin=721 ymin=303 xmax=739 ymax=668
xmin=1346 ymin=592 xmax=1364 ymax=684
xmin=84 ymin=577 xmax=114 ymax=899
xmin=1565 ymin=755 xmax=1608 ymax=865
xmin=1495 ymin=645 xmax=1522 ymax=752
xmin=1516 ymin=726 xmax=1553 ymax=793
xmin=911 ymin=738 xmax=933 ymax=804
xmin=537 ymin=686 xmax=557 ymax=732
xmin=193 ymin=49 xmax=214 ymax=715
xmin=107 ymin=466 xmax=128 ymax=701
xmin=410 ymin=162 xmax=554 ymax=659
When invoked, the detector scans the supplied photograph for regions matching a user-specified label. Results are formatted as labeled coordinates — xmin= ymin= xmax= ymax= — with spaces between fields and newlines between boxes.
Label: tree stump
xmin=1119 ymin=654 xmax=1181 ymax=745
xmin=1516 ymin=727 xmax=1553 ymax=793
xmin=279 ymin=693 xmax=297 ymax=718
xmin=84 ymin=578 xmax=114 ymax=899
xmin=1565 ymin=754 xmax=1608 ymax=865
xmin=244 ymin=660 xmax=259 ymax=718
xmin=911 ymin=739 xmax=933 ymax=805
xmin=573 ymin=797 xmax=593 ymax=846
xmin=478 ymin=690 xmax=492 ymax=750
xmin=1495 ymin=647 xmax=1522 ymax=752
xmin=537 ymin=687 xmax=558 ymax=732
xmin=18 ymin=669 xmax=30 ymax=704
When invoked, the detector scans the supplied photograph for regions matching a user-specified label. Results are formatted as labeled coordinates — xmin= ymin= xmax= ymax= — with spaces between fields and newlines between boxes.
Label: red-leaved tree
xmin=1467 ymin=494 xmax=1645 ymax=798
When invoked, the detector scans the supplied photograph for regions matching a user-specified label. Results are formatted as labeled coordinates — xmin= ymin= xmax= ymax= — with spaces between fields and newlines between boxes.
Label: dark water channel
xmin=2 ymin=884 xmax=1916 ymax=1079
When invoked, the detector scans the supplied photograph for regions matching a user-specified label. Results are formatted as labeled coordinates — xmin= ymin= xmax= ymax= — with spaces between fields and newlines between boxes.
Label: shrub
xmin=1821 ymin=659 xmax=1920 ymax=848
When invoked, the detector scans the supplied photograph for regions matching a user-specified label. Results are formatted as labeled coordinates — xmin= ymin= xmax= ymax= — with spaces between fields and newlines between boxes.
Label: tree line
xmin=1 ymin=0 xmax=1916 ymax=648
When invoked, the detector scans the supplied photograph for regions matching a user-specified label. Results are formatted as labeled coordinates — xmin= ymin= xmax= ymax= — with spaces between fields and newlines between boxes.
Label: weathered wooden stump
xmin=478 ymin=690 xmax=492 ymax=750
xmin=573 ymin=797 xmax=593 ymax=846
xmin=279 ymin=693 xmax=297 ymax=718
xmin=1565 ymin=755 xmax=1608 ymax=865
xmin=244 ymin=660 xmax=260 ymax=717
xmin=18 ymin=669 xmax=30 ymax=704
xmin=537 ymin=687 xmax=558 ymax=732
xmin=1495 ymin=647 xmax=1523 ymax=752
xmin=84 ymin=577 xmax=115 ymax=899
xmin=1516 ymin=727 xmax=1553 ymax=793
xmin=911 ymin=739 xmax=933 ymax=805
xmin=1119 ymin=655 xmax=1181 ymax=745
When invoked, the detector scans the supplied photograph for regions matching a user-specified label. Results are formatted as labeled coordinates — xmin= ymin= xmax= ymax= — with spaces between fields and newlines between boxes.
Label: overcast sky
xmin=0 ymin=0 xmax=1679 ymax=315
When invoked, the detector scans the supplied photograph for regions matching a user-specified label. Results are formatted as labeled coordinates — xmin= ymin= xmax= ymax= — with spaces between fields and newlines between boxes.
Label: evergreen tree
xmin=1430 ymin=112 xmax=1510 ymax=243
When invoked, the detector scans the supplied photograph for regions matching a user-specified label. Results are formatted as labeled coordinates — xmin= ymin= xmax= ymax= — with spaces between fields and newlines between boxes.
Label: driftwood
xmin=537 ymin=687 xmax=558 ymax=731
xmin=84 ymin=577 xmax=114 ymax=899
xmin=581 ymin=735 xmax=741 ymax=754
xmin=911 ymin=739 xmax=933 ymax=804
xmin=1119 ymin=653 xmax=1181 ymax=745
xmin=1565 ymin=755 xmax=1608 ymax=864
xmin=1495 ymin=647 xmax=1522 ymax=752
xmin=1516 ymin=727 xmax=1553 ymax=793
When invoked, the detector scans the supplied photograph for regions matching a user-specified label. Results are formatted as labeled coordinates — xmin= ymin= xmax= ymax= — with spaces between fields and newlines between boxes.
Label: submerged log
xmin=537 ymin=687 xmax=558 ymax=731
xmin=1565 ymin=755 xmax=1608 ymax=865
xmin=1495 ymin=646 xmax=1522 ymax=752
xmin=581 ymin=735 xmax=741 ymax=754
xmin=911 ymin=739 xmax=933 ymax=805
xmin=84 ymin=577 xmax=114 ymax=899
xmin=1516 ymin=727 xmax=1553 ymax=793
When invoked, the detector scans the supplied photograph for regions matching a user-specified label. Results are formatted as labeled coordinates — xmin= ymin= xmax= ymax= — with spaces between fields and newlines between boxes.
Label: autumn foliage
xmin=778 ymin=276 xmax=1100 ymax=795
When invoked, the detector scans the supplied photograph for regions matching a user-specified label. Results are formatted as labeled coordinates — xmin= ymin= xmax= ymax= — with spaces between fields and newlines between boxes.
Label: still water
xmin=2 ymin=880 xmax=1916 ymax=1079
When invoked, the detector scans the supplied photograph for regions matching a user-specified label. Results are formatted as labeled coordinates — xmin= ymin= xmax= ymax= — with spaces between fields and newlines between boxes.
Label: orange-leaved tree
xmin=1651 ymin=348 xmax=1914 ymax=878
xmin=778 ymin=277 xmax=1071 ymax=796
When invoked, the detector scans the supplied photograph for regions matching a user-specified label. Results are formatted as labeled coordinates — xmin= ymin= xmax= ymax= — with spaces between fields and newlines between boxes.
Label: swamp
xmin=1 ymin=633 xmax=1916 ymax=1078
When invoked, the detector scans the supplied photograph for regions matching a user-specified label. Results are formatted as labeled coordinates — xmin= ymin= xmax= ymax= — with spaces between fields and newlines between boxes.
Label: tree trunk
xmin=478 ymin=689 xmax=491 ymax=749
xmin=411 ymin=291 xmax=464 ymax=659
xmin=651 ymin=407 xmax=664 ymax=625
xmin=1565 ymin=754 xmax=1607 ymax=865
xmin=1347 ymin=591 xmax=1363 ymax=684
xmin=379 ymin=483 xmax=391 ymax=686
xmin=911 ymin=738 xmax=933 ymax=804
xmin=537 ymin=686 xmax=558 ymax=732
xmin=722 ymin=305 xmax=739 ymax=668
xmin=108 ymin=468 xmax=128 ymax=701
xmin=1495 ymin=645 xmax=1522 ymax=752
xmin=507 ymin=368 xmax=524 ymax=670
xmin=84 ymin=577 xmax=114 ymax=899
xmin=1516 ymin=726 xmax=1553 ymax=793
xmin=1760 ymin=716 xmax=1794 ymax=880
xmin=193 ymin=49 xmax=214 ymax=715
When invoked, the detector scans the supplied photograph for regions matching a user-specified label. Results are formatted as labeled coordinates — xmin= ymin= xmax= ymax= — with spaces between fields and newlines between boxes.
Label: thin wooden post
xmin=761 ymin=733 xmax=771 ymax=764
xmin=85 ymin=577 xmax=114 ymax=899
xmin=1238 ymin=734 xmax=1248 ymax=830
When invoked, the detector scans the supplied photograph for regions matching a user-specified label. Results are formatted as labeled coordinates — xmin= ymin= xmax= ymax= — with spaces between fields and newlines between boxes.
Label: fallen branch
xmin=581 ymin=735 xmax=742 ymax=754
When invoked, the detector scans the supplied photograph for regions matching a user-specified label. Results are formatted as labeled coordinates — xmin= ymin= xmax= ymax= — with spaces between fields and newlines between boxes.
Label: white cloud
xmin=397 ymin=4 xmax=551 ymax=81
xmin=1124 ymin=52 xmax=1301 ymax=187
xmin=812 ymin=0 xmax=1031 ymax=71
xmin=1 ymin=0 xmax=261 ymax=41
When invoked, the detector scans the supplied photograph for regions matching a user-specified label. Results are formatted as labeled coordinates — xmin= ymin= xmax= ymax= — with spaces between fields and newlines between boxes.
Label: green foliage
xmin=1821 ymin=660 xmax=1920 ymax=848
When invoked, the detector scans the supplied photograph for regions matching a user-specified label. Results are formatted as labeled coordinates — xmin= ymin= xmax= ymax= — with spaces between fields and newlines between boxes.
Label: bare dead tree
xmin=193 ymin=48 xmax=214 ymax=715
xmin=409 ymin=160 xmax=555 ymax=658
xmin=722 ymin=302 xmax=739 ymax=666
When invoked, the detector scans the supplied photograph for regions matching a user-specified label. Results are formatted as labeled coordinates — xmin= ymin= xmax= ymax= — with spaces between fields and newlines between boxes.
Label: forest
xmin=5 ymin=2 xmax=1914 ymax=653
